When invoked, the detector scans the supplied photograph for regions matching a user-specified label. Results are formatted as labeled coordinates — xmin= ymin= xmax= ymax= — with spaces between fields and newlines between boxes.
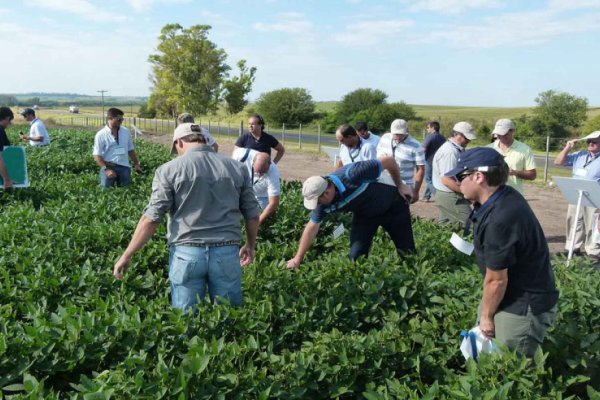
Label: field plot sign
xmin=0 ymin=146 xmax=29 ymax=188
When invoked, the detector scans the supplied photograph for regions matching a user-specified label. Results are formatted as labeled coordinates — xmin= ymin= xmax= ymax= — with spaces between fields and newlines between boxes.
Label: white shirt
xmin=232 ymin=148 xmax=281 ymax=199
xmin=92 ymin=125 xmax=135 ymax=167
xmin=432 ymin=140 xmax=464 ymax=192
xmin=29 ymin=118 xmax=50 ymax=146
xmin=361 ymin=132 xmax=380 ymax=148
xmin=339 ymin=138 xmax=377 ymax=166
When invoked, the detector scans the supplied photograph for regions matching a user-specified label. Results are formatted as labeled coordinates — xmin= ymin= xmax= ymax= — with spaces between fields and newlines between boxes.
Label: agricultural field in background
xmin=0 ymin=127 xmax=599 ymax=398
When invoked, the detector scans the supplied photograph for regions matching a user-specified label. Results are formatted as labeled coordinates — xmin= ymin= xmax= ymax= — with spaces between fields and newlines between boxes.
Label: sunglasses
xmin=456 ymin=170 xmax=476 ymax=182
xmin=587 ymin=140 xmax=599 ymax=145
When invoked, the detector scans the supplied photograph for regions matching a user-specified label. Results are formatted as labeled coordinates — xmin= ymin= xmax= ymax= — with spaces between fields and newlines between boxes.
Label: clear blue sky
xmin=2 ymin=0 xmax=599 ymax=106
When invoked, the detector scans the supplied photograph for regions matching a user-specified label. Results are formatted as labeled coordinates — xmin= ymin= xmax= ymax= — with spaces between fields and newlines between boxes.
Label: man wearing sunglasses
xmin=447 ymin=147 xmax=558 ymax=357
xmin=554 ymin=131 xmax=600 ymax=259
xmin=432 ymin=121 xmax=476 ymax=226
xmin=93 ymin=108 xmax=142 ymax=188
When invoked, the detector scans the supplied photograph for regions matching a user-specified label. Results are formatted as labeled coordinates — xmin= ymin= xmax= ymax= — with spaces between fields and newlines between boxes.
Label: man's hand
xmin=239 ymin=244 xmax=255 ymax=267
xmin=479 ymin=316 xmax=495 ymax=339
xmin=398 ymin=185 xmax=413 ymax=203
xmin=411 ymin=188 xmax=419 ymax=204
xmin=134 ymin=163 xmax=143 ymax=174
xmin=286 ymin=256 xmax=302 ymax=269
xmin=3 ymin=178 xmax=13 ymax=190
xmin=105 ymin=169 xmax=117 ymax=178
xmin=19 ymin=134 xmax=28 ymax=142
xmin=113 ymin=255 xmax=130 ymax=280
xmin=564 ymin=140 xmax=577 ymax=151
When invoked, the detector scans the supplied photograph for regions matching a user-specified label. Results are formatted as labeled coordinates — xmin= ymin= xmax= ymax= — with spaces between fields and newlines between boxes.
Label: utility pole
xmin=97 ymin=90 xmax=108 ymax=117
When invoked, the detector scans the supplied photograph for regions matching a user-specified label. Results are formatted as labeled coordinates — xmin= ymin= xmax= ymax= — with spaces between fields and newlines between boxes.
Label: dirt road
xmin=145 ymin=134 xmax=568 ymax=254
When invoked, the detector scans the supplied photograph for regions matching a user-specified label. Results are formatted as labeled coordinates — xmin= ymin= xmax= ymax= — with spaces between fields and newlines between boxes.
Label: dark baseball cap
xmin=445 ymin=147 xmax=505 ymax=178
xmin=20 ymin=108 xmax=35 ymax=116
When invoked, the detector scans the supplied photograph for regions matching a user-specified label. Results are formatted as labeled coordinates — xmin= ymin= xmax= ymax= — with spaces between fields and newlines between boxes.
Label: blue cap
xmin=445 ymin=147 xmax=505 ymax=177
xmin=20 ymin=108 xmax=35 ymax=116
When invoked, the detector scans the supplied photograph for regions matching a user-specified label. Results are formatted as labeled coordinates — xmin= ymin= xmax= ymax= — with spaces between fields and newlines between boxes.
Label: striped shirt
xmin=376 ymin=133 xmax=425 ymax=186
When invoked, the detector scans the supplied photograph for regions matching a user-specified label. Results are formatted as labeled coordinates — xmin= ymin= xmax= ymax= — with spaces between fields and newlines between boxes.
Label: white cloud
xmin=418 ymin=9 xmax=600 ymax=48
xmin=548 ymin=0 xmax=600 ymax=11
xmin=23 ymin=0 xmax=124 ymax=22
xmin=332 ymin=19 xmax=414 ymax=46
xmin=253 ymin=13 xmax=313 ymax=34
xmin=127 ymin=0 xmax=191 ymax=12
xmin=408 ymin=0 xmax=504 ymax=14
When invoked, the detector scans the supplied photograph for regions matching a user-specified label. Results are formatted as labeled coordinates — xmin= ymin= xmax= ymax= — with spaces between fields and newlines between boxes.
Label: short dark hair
xmin=427 ymin=121 xmax=440 ymax=132
xmin=482 ymin=161 xmax=509 ymax=186
xmin=0 ymin=107 xmax=14 ymax=121
xmin=336 ymin=124 xmax=357 ymax=138
xmin=355 ymin=121 xmax=368 ymax=131
xmin=107 ymin=108 xmax=124 ymax=119
xmin=180 ymin=133 xmax=207 ymax=144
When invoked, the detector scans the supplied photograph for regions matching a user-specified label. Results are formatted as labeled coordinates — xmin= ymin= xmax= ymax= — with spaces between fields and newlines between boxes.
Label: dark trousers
xmin=349 ymin=198 xmax=415 ymax=260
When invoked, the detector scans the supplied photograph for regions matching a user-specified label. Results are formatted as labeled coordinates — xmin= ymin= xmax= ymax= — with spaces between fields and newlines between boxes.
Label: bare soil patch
xmin=144 ymin=133 xmax=568 ymax=254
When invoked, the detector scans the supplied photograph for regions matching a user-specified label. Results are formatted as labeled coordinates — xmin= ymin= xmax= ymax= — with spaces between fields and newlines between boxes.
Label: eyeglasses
xmin=456 ymin=170 xmax=476 ymax=182
xmin=111 ymin=117 xmax=124 ymax=122
xmin=587 ymin=140 xmax=599 ymax=145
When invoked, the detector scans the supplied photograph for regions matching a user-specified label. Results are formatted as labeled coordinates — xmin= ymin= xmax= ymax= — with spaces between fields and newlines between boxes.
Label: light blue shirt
xmin=565 ymin=150 xmax=600 ymax=181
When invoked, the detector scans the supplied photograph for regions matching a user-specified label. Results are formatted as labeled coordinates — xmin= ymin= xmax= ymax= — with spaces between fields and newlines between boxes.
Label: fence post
xmin=544 ymin=136 xmax=550 ymax=183
xmin=208 ymin=120 xmax=211 ymax=134
xmin=282 ymin=123 xmax=286 ymax=145
xmin=299 ymin=124 xmax=302 ymax=149
xmin=318 ymin=124 xmax=321 ymax=152
xmin=218 ymin=121 xmax=221 ymax=136
xmin=228 ymin=121 xmax=231 ymax=136
xmin=239 ymin=121 xmax=243 ymax=137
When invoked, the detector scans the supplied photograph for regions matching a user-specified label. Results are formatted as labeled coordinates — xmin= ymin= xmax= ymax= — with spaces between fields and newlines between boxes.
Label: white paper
xmin=593 ymin=214 xmax=600 ymax=244
xmin=575 ymin=168 xmax=587 ymax=177
xmin=450 ymin=232 xmax=474 ymax=256
xmin=333 ymin=223 xmax=345 ymax=240
xmin=460 ymin=326 xmax=497 ymax=361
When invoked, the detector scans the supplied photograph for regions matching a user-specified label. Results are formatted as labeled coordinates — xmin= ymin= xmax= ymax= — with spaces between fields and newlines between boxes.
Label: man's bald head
xmin=253 ymin=152 xmax=271 ymax=174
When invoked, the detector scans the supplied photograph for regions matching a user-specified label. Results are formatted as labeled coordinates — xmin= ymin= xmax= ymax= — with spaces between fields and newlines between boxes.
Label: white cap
xmin=302 ymin=176 xmax=328 ymax=210
xmin=453 ymin=121 xmax=477 ymax=140
xmin=171 ymin=123 xmax=206 ymax=154
xmin=390 ymin=119 xmax=408 ymax=135
xmin=578 ymin=130 xmax=600 ymax=141
xmin=492 ymin=119 xmax=515 ymax=136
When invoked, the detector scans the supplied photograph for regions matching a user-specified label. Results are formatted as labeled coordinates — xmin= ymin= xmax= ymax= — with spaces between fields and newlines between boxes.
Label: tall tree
xmin=256 ymin=88 xmax=315 ymax=125
xmin=148 ymin=24 xmax=230 ymax=117
xmin=223 ymin=60 xmax=257 ymax=116
xmin=533 ymin=90 xmax=588 ymax=137
xmin=337 ymin=88 xmax=388 ymax=121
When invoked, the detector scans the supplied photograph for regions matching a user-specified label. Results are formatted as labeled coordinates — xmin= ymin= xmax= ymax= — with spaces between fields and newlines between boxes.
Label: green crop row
xmin=0 ymin=128 xmax=599 ymax=399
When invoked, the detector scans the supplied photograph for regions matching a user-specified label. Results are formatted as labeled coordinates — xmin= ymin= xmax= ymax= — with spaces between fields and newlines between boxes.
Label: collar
xmin=186 ymin=144 xmax=214 ymax=154
xmin=449 ymin=139 xmax=464 ymax=151
xmin=469 ymin=186 xmax=508 ymax=222
xmin=29 ymin=118 xmax=38 ymax=126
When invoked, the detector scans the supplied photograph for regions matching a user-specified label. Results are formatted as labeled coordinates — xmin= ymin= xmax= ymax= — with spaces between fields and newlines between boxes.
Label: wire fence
xmin=51 ymin=114 xmax=572 ymax=182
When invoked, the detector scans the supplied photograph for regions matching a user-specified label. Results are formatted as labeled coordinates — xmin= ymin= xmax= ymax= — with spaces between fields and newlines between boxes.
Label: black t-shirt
xmin=235 ymin=132 xmax=280 ymax=156
xmin=423 ymin=132 xmax=446 ymax=163
xmin=471 ymin=186 xmax=558 ymax=315
xmin=0 ymin=126 xmax=11 ymax=152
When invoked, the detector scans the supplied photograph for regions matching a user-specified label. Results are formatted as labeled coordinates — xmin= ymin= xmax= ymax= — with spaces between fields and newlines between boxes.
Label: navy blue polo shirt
xmin=310 ymin=159 xmax=402 ymax=223
xmin=423 ymin=132 xmax=446 ymax=163
xmin=470 ymin=185 xmax=558 ymax=315
xmin=235 ymin=132 xmax=280 ymax=156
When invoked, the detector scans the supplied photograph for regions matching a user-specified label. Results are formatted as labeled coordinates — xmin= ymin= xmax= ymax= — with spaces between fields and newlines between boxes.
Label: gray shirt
xmin=432 ymin=140 xmax=464 ymax=192
xmin=144 ymin=146 xmax=261 ymax=245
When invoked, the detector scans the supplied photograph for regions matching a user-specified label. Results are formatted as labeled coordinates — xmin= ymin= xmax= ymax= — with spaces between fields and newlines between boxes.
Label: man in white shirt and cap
xmin=19 ymin=108 xmax=50 ymax=146
xmin=232 ymin=147 xmax=281 ymax=226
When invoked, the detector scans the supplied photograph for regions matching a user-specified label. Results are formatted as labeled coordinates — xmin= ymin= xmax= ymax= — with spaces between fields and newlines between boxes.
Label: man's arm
xmin=128 ymin=150 xmax=142 ymax=172
xmin=240 ymin=216 xmax=259 ymax=266
xmin=259 ymin=196 xmax=280 ymax=225
xmin=0 ymin=154 xmax=13 ymax=189
xmin=212 ymin=143 xmax=219 ymax=153
xmin=511 ymin=169 xmax=536 ymax=181
xmin=413 ymin=165 xmax=425 ymax=201
xmin=441 ymin=176 xmax=462 ymax=193
xmin=286 ymin=220 xmax=321 ymax=269
xmin=113 ymin=215 xmax=159 ymax=280
xmin=273 ymin=143 xmax=285 ymax=164
xmin=335 ymin=159 xmax=343 ymax=169
xmin=479 ymin=268 xmax=508 ymax=339
xmin=93 ymin=155 xmax=108 ymax=168
xmin=20 ymin=134 xmax=43 ymax=142
xmin=555 ymin=140 xmax=576 ymax=166
xmin=378 ymin=155 xmax=413 ymax=202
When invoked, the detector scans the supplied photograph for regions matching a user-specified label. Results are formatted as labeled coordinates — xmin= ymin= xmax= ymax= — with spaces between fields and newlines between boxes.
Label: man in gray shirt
xmin=113 ymin=123 xmax=260 ymax=311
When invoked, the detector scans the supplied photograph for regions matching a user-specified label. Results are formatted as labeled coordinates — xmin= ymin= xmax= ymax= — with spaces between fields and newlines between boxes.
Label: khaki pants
xmin=478 ymin=304 xmax=558 ymax=358
xmin=435 ymin=190 xmax=471 ymax=227
xmin=565 ymin=204 xmax=600 ymax=256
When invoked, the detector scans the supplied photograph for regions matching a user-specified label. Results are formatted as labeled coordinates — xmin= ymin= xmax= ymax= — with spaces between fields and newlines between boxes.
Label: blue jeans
xmin=424 ymin=161 xmax=436 ymax=200
xmin=168 ymin=245 xmax=242 ymax=311
xmin=99 ymin=164 xmax=131 ymax=188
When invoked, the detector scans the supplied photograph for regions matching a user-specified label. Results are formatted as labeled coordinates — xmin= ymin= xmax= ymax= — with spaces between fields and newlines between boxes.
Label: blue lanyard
xmin=349 ymin=140 xmax=362 ymax=162
xmin=584 ymin=152 xmax=600 ymax=168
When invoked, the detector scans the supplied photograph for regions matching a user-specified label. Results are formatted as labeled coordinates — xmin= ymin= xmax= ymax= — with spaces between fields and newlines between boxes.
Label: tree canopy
xmin=255 ymin=88 xmax=315 ymax=126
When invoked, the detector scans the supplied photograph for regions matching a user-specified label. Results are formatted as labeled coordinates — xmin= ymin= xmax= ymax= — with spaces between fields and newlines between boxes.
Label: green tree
xmin=351 ymin=102 xmax=418 ymax=133
xmin=137 ymin=101 xmax=156 ymax=118
xmin=223 ymin=60 xmax=257 ymax=115
xmin=256 ymin=88 xmax=315 ymax=125
xmin=582 ymin=114 xmax=600 ymax=134
xmin=148 ymin=24 xmax=235 ymax=117
xmin=337 ymin=88 xmax=388 ymax=121
xmin=533 ymin=90 xmax=588 ymax=138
